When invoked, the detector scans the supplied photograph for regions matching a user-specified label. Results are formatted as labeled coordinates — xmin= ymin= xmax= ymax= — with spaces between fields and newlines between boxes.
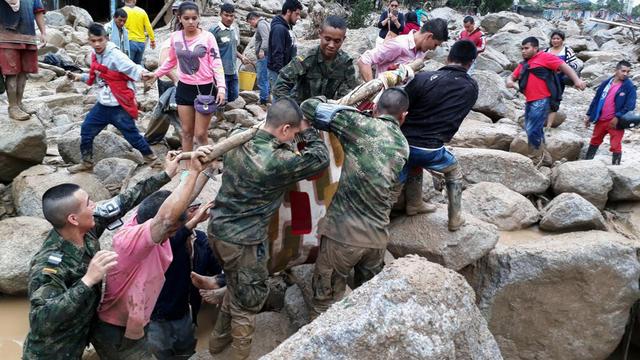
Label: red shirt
xmin=599 ymin=81 xmax=622 ymax=121
xmin=401 ymin=22 xmax=420 ymax=35
xmin=513 ymin=51 xmax=564 ymax=102
xmin=459 ymin=28 xmax=485 ymax=53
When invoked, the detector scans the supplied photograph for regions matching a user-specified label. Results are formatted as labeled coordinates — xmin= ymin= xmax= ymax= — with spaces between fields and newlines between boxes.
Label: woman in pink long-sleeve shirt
xmin=153 ymin=2 xmax=226 ymax=155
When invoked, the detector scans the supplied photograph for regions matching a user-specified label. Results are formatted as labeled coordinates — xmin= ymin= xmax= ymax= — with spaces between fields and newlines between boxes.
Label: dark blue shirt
xmin=151 ymin=228 xmax=222 ymax=323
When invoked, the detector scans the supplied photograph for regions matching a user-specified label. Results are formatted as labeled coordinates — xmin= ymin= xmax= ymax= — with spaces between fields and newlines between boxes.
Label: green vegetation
xmin=348 ymin=0 xmax=375 ymax=29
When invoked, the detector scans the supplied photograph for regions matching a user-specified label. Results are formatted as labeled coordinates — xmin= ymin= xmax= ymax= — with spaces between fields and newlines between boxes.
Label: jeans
xmin=256 ymin=57 xmax=269 ymax=103
xmin=268 ymin=69 xmax=279 ymax=94
xmin=81 ymin=103 xmax=153 ymax=161
xmin=148 ymin=313 xmax=196 ymax=360
xmin=524 ymin=97 xmax=550 ymax=149
xmin=225 ymin=73 xmax=239 ymax=102
xmin=401 ymin=145 xmax=458 ymax=180
xmin=129 ymin=41 xmax=146 ymax=65
xmin=90 ymin=320 xmax=154 ymax=360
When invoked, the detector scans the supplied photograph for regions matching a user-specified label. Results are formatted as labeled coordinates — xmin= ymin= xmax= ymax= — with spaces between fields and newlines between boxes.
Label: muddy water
xmin=0 ymin=296 xmax=216 ymax=360
xmin=0 ymin=296 xmax=29 ymax=359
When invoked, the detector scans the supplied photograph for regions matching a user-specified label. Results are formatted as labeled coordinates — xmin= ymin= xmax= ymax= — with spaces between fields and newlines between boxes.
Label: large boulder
xmin=93 ymin=158 xmax=138 ymax=192
xmin=509 ymin=128 xmax=584 ymax=162
xmin=471 ymin=70 xmax=515 ymax=120
xmin=564 ymin=36 xmax=599 ymax=52
xmin=486 ymin=29 xmax=547 ymax=67
xmin=607 ymin=164 xmax=640 ymax=202
xmin=452 ymin=148 xmax=551 ymax=195
xmin=461 ymin=182 xmax=539 ymax=231
xmin=0 ymin=217 xmax=51 ymax=294
xmin=12 ymin=165 xmax=110 ymax=217
xmin=481 ymin=11 xmax=525 ymax=34
xmin=59 ymin=6 xmax=93 ymax=28
xmin=44 ymin=11 xmax=67 ymax=27
xmin=464 ymin=231 xmax=640 ymax=360
xmin=388 ymin=206 xmax=499 ymax=271
xmin=263 ymin=256 xmax=503 ymax=360
xmin=475 ymin=46 xmax=511 ymax=73
xmin=0 ymin=118 xmax=46 ymax=183
xmin=539 ymin=193 xmax=606 ymax=232
xmin=58 ymin=128 xmax=144 ymax=165
xmin=450 ymin=120 xmax=519 ymax=151
xmin=551 ymin=160 xmax=613 ymax=209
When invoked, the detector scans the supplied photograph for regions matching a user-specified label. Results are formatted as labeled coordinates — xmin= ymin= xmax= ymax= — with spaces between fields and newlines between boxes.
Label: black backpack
xmin=518 ymin=61 xmax=563 ymax=108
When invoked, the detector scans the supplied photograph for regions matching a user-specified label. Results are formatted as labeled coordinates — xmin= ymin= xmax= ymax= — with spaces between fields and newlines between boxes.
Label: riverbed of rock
xmin=1 ymin=4 xmax=640 ymax=360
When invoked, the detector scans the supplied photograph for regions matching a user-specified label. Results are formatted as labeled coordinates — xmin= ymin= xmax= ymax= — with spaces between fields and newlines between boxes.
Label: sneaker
xmin=67 ymin=161 xmax=94 ymax=174
xmin=143 ymin=154 xmax=163 ymax=169
xmin=8 ymin=106 xmax=30 ymax=121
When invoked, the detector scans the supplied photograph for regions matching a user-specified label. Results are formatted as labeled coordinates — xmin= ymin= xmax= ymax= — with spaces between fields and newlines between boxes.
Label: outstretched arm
xmin=559 ymin=63 xmax=585 ymax=90
xmin=149 ymin=151 xmax=206 ymax=243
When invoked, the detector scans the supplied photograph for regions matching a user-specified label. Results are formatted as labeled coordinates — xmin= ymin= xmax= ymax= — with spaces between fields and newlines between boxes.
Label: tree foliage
xmin=606 ymin=0 xmax=624 ymax=13
xmin=348 ymin=0 xmax=375 ymax=29
xmin=634 ymin=4 xmax=640 ymax=17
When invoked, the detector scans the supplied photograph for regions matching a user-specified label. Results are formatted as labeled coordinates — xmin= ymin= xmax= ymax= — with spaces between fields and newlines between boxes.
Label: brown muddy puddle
xmin=0 ymin=296 xmax=216 ymax=359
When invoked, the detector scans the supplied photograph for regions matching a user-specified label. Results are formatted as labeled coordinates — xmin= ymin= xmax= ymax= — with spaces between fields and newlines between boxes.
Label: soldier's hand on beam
xmin=189 ymin=150 xmax=207 ymax=173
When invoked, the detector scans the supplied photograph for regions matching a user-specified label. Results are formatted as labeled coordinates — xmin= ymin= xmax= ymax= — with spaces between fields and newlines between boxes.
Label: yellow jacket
xmin=123 ymin=6 xmax=155 ymax=43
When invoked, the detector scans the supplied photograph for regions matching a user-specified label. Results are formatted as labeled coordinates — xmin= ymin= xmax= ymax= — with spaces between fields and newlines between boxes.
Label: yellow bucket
xmin=239 ymin=70 xmax=257 ymax=91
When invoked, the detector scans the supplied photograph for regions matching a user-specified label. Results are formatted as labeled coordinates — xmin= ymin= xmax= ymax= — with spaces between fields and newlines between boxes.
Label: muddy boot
xmin=230 ymin=323 xmax=253 ymax=360
xmin=405 ymin=172 xmax=437 ymax=215
xmin=584 ymin=145 xmax=599 ymax=160
xmin=143 ymin=154 xmax=163 ymax=169
xmin=8 ymin=106 xmax=30 ymax=121
xmin=209 ymin=311 xmax=233 ymax=354
xmin=612 ymin=152 xmax=622 ymax=165
xmin=68 ymin=161 xmax=94 ymax=174
xmin=539 ymin=144 xmax=552 ymax=167
xmin=444 ymin=166 xmax=465 ymax=232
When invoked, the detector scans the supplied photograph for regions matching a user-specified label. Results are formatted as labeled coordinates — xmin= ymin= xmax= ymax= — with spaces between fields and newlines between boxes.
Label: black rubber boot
xmin=612 ymin=152 xmax=622 ymax=165
xmin=585 ymin=145 xmax=599 ymax=160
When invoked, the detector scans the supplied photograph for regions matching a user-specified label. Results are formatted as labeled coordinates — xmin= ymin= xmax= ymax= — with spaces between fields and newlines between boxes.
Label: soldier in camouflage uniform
xmin=207 ymin=98 xmax=329 ymax=360
xmin=299 ymin=89 xmax=410 ymax=317
xmin=272 ymin=16 xmax=359 ymax=103
xmin=22 ymin=155 xmax=180 ymax=360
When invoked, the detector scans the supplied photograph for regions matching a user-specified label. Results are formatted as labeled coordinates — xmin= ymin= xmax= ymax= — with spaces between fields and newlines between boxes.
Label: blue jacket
xmin=587 ymin=77 xmax=637 ymax=123
xmin=268 ymin=15 xmax=295 ymax=73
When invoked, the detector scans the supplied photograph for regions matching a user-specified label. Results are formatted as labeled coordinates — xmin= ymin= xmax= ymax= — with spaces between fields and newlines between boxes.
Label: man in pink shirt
xmin=91 ymin=149 xmax=209 ymax=359
xmin=357 ymin=18 xmax=448 ymax=82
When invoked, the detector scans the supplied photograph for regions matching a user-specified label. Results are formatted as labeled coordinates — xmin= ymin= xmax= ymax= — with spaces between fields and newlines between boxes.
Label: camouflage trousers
xmin=90 ymin=319 xmax=156 ymax=360
xmin=209 ymin=239 xmax=269 ymax=360
xmin=311 ymin=236 xmax=385 ymax=317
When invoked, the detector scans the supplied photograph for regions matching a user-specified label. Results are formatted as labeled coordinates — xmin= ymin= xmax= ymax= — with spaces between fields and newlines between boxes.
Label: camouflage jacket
xmin=301 ymin=98 xmax=409 ymax=249
xmin=273 ymin=46 xmax=360 ymax=103
xmin=22 ymin=171 xmax=171 ymax=360
xmin=209 ymin=128 xmax=329 ymax=246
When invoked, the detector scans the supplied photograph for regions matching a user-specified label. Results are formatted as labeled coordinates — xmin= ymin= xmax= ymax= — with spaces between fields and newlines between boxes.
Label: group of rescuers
xmin=20 ymin=2 xmax=635 ymax=359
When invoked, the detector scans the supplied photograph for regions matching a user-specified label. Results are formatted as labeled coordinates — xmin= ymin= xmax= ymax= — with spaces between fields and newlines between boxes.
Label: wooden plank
xmin=588 ymin=17 xmax=640 ymax=31
xmin=151 ymin=0 xmax=176 ymax=28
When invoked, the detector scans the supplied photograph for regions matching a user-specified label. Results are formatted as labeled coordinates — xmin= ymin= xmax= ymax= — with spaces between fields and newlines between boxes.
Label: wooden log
xmin=176 ymin=59 xmax=423 ymax=164
xmin=38 ymin=62 xmax=66 ymax=76
xmin=152 ymin=0 xmax=176 ymax=28
xmin=337 ymin=59 xmax=425 ymax=106
xmin=588 ymin=17 xmax=640 ymax=31
xmin=177 ymin=121 xmax=264 ymax=163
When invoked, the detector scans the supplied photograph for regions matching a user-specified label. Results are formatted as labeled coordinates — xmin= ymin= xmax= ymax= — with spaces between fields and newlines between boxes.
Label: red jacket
xmin=88 ymin=53 xmax=139 ymax=119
